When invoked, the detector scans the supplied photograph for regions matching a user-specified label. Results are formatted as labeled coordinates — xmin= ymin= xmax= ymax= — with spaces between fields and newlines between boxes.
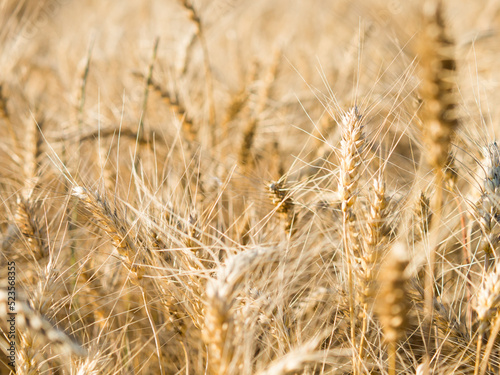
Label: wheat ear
xmin=138 ymin=37 xmax=159 ymax=142
xmin=71 ymin=186 xmax=169 ymax=370
xmin=134 ymin=72 xmax=197 ymax=143
xmin=0 ymin=288 xmax=87 ymax=356
xmin=179 ymin=0 xmax=216 ymax=146
xmin=14 ymin=197 xmax=46 ymax=261
xmin=337 ymin=106 xmax=365 ymax=372
xmin=357 ymin=174 xmax=390 ymax=364
xmin=269 ymin=180 xmax=296 ymax=235
xmin=222 ymin=62 xmax=258 ymax=139
xmin=74 ymin=38 xmax=94 ymax=134
xmin=203 ymin=248 xmax=276 ymax=374
xmin=71 ymin=186 xmax=143 ymax=279
xmin=474 ymin=262 xmax=500 ymax=375
xmin=418 ymin=2 xmax=458 ymax=360
xmin=0 ymin=83 xmax=20 ymax=153
xmin=419 ymin=0 xmax=458 ymax=171
xmin=375 ymin=242 xmax=410 ymax=375
xmin=239 ymin=51 xmax=280 ymax=173
xmin=477 ymin=142 xmax=500 ymax=269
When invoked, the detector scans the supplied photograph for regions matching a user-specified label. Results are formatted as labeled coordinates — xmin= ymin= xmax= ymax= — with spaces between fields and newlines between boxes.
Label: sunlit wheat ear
xmin=375 ymin=242 xmax=410 ymax=375
xmin=477 ymin=142 xmax=500 ymax=265
xmin=338 ymin=106 xmax=365 ymax=267
xmin=358 ymin=175 xmax=391 ymax=370
xmin=366 ymin=175 xmax=390 ymax=247
xmin=74 ymin=40 xmax=93 ymax=131
xmin=376 ymin=242 xmax=410 ymax=342
xmin=257 ymin=337 xmax=326 ymax=375
xmin=0 ymin=289 xmax=87 ymax=357
xmin=337 ymin=106 xmax=365 ymax=370
xmin=72 ymin=350 xmax=109 ymax=375
xmin=358 ymin=175 xmax=390 ymax=303
xmin=416 ymin=363 xmax=433 ymax=375
xmin=204 ymin=282 xmax=234 ymax=375
xmin=0 ymin=83 xmax=19 ymax=152
xmin=23 ymin=117 xmax=43 ymax=199
xmin=71 ymin=186 xmax=144 ymax=279
xmin=418 ymin=0 xmax=458 ymax=171
xmin=474 ymin=261 xmax=500 ymax=375
xmin=13 ymin=197 xmax=46 ymax=260
xmin=0 ymin=84 xmax=9 ymax=120
xmin=203 ymin=248 xmax=276 ymax=375
xmin=179 ymin=0 xmax=216 ymax=144
xmin=338 ymin=106 xmax=364 ymax=215
xmin=6 ymin=118 xmax=47 ymax=261
xmin=268 ymin=180 xmax=296 ymax=234
xmin=144 ymin=75 xmax=197 ymax=143
xmin=239 ymin=52 xmax=280 ymax=173
xmin=475 ymin=262 xmax=500 ymax=332
xmin=414 ymin=191 xmax=433 ymax=242
xmin=443 ymin=154 xmax=458 ymax=191
xmin=222 ymin=62 xmax=258 ymax=138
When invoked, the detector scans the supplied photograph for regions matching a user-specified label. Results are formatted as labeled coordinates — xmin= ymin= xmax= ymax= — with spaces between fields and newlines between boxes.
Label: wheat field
xmin=1 ymin=0 xmax=500 ymax=374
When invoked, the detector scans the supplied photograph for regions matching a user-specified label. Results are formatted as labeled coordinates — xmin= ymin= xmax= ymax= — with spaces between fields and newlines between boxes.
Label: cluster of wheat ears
xmin=1 ymin=0 xmax=500 ymax=374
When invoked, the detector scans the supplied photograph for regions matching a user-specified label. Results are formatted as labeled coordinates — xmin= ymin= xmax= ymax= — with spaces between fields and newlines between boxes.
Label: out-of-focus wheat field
xmin=2 ymin=0 xmax=500 ymax=374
